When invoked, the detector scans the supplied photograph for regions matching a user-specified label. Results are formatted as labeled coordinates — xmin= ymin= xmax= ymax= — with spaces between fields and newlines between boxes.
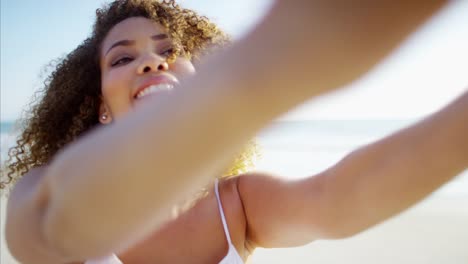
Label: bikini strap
xmin=214 ymin=178 xmax=233 ymax=244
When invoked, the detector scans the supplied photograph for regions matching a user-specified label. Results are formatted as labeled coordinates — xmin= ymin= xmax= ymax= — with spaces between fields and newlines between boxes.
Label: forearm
xmin=323 ymin=91 xmax=468 ymax=237
xmin=246 ymin=0 xmax=449 ymax=104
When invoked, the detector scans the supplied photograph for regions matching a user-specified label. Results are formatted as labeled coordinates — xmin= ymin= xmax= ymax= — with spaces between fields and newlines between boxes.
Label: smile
xmin=135 ymin=83 xmax=174 ymax=99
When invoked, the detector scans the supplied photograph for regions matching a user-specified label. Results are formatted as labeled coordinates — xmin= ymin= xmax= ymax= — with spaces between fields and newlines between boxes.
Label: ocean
xmin=1 ymin=119 xmax=467 ymax=198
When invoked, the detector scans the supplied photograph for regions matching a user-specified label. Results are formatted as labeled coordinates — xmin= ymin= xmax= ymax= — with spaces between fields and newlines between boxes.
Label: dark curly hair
xmin=1 ymin=0 xmax=259 ymax=191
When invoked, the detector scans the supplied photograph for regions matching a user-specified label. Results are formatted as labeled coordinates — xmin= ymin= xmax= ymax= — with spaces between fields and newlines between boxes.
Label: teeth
xmin=135 ymin=84 xmax=174 ymax=99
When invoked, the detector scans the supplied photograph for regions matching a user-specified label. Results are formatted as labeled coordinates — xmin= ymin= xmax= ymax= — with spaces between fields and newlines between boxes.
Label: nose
xmin=137 ymin=54 xmax=169 ymax=74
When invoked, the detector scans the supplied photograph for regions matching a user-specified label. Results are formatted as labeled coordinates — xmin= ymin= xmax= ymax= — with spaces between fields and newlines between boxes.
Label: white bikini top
xmin=214 ymin=178 xmax=245 ymax=264
xmin=84 ymin=254 xmax=123 ymax=264
xmin=85 ymin=178 xmax=244 ymax=264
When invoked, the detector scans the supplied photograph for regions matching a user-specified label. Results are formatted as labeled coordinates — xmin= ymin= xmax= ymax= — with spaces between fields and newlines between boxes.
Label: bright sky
xmin=1 ymin=0 xmax=467 ymax=122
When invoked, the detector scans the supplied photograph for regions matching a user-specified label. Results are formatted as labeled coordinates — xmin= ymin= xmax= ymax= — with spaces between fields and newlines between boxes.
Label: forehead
xmin=101 ymin=17 xmax=168 ymax=54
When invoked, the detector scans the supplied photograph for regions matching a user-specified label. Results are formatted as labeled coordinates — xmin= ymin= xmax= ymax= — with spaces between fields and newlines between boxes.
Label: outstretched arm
xmin=239 ymin=90 xmax=468 ymax=248
xmin=319 ymin=90 xmax=468 ymax=237
xmin=6 ymin=1 xmax=446 ymax=262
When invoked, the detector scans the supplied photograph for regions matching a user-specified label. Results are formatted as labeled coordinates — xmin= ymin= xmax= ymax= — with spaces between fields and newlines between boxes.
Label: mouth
xmin=133 ymin=75 xmax=179 ymax=100
xmin=134 ymin=83 xmax=174 ymax=99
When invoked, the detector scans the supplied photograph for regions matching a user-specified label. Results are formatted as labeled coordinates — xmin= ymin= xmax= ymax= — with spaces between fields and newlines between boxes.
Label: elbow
xmin=38 ymin=178 xmax=89 ymax=260
xmin=39 ymin=168 xmax=95 ymax=259
xmin=42 ymin=206 xmax=75 ymax=259
xmin=318 ymin=195 xmax=372 ymax=239
xmin=315 ymin=179 xmax=367 ymax=239
xmin=317 ymin=209 xmax=362 ymax=239
xmin=320 ymin=216 xmax=365 ymax=239
xmin=41 ymin=199 xmax=99 ymax=260
xmin=4 ymin=197 xmax=68 ymax=264
xmin=5 ymin=216 xmax=26 ymax=263
xmin=318 ymin=194 xmax=375 ymax=239
xmin=42 ymin=198 xmax=121 ymax=260
xmin=3 ymin=165 xmax=89 ymax=263
xmin=5 ymin=209 xmax=80 ymax=264
xmin=40 ymin=175 xmax=83 ymax=259
xmin=4 ymin=220 xmax=47 ymax=264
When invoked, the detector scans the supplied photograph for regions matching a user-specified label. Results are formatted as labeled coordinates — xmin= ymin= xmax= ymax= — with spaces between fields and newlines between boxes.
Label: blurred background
xmin=1 ymin=1 xmax=467 ymax=263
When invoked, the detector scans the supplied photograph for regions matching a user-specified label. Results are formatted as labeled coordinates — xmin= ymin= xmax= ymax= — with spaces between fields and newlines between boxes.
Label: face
xmin=99 ymin=17 xmax=196 ymax=123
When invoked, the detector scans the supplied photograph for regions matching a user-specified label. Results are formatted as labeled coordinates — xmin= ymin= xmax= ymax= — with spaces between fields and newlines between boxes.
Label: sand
xmin=2 ymin=196 xmax=467 ymax=264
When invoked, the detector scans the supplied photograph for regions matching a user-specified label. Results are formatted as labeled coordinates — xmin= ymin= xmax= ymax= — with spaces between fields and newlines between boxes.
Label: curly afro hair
xmin=1 ymin=0 xmax=259 ymax=192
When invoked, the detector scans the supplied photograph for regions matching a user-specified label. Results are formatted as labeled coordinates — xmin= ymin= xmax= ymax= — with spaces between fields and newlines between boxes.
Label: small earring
xmin=101 ymin=115 xmax=107 ymax=120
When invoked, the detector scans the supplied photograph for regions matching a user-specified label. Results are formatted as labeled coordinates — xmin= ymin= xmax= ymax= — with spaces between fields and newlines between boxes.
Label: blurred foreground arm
xmin=6 ymin=1 xmax=447 ymax=262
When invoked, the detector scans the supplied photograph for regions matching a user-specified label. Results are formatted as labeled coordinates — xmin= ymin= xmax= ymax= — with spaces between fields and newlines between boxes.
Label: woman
xmin=3 ymin=0 xmax=465 ymax=264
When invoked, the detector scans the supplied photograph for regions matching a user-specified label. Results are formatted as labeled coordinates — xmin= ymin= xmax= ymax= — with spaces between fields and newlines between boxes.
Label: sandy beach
xmin=1 ymin=195 xmax=467 ymax=264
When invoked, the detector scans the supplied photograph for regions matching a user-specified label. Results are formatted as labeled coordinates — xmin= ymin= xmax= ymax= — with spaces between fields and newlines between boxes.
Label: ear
xmin=98 ymin=98 xmax=113 ymax=124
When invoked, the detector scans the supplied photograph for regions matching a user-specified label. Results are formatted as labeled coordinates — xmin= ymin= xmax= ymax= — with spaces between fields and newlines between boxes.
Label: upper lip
xmin=133 ymin=74 xmax=179 ymax=98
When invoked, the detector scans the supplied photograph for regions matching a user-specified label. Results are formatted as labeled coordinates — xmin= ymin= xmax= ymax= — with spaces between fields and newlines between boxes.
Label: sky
xmin=1 ymin=0 xmax=467 ymax=122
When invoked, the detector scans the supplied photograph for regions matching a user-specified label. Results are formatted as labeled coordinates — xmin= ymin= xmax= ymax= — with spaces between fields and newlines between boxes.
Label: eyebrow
xmin=105 ymin=33 xmax=169 ymax=56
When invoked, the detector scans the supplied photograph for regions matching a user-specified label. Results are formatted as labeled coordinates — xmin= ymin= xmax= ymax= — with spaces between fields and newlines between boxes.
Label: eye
xmin=111 ymin=57 xmax=133 ymax=67
xmin=160 ymin=47 xmax=175 ymax=57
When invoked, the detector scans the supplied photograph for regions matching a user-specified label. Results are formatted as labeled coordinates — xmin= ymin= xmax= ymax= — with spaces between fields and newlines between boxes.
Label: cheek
xmin=100 ymin=69 xmax=134 ymax=118
xmin=101 ymin=69 xmax=132 ymax=98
